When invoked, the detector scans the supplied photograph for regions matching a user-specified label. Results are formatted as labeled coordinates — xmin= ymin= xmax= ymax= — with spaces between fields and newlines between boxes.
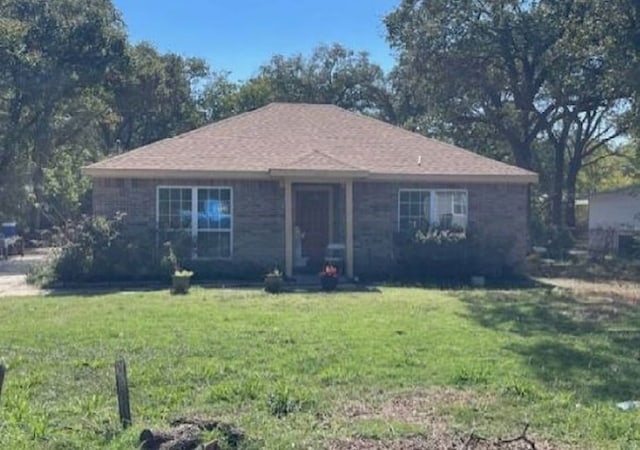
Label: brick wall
xmin=92 ymin=178 xmax=285 ymax=269
xmin=93 ymin=177 xmax=530 ymax=278
xmin=353 ymin=181 xmax=529 ymax=276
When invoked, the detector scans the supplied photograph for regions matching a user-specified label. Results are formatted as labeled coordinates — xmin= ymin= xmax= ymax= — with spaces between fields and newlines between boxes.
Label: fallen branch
xmin=496 ymin=423 xmax=536 ymax=449
xmin=462 ymin=423 xmax=537 ymax=449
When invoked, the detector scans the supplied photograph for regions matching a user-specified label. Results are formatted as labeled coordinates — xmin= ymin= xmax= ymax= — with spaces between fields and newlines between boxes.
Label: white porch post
xmin=345 ymin=179 xmax=354 ymax=278
xmin=284 ymin=179 xmax=293 ymax=277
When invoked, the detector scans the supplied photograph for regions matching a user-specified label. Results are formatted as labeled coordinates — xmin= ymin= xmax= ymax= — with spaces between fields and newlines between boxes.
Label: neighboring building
xmin=588 ymin=186 xmax=640 ymax=255
xmin=82 ymin=103 xmax=537 ymax=278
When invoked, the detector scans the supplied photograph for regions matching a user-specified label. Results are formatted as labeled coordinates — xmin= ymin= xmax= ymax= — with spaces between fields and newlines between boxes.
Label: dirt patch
xmin=540 ymin=278 xmax=640 ymax=303
xmin=333 ymin=389 xmax=558 ymax=450
xmin=538 ymin=277 xmax=640 ymax=322
xmin=140 ymin=416 xmax=245 ymax=450
xmin=329 ymin=434 xmax=550 ymax=449
xmin=341 ymin=387 xmax=485 ymax=441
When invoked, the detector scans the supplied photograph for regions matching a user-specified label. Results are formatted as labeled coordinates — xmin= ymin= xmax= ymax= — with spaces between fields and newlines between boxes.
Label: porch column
xmin=345 ymin=180 xmax=354 ymax=278
xmin=284 ymin=179 xmax=293 ymax=277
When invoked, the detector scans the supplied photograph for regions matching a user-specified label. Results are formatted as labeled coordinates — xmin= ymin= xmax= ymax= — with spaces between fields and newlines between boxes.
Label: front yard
xmin=0 ymin=285 xmax=638 ymax=448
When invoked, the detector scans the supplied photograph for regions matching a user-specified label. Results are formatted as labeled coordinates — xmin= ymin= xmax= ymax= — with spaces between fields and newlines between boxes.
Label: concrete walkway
xmin=0 ymin=248 xmax=50 ymax=297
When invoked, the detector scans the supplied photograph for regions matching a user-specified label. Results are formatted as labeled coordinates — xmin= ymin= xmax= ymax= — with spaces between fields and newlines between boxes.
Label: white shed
xmin=588 ymin=186 xmax=640 ymax=254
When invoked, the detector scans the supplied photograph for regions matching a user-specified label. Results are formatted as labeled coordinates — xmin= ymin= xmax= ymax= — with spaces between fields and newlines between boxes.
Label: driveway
xmin=0 ymin=248 xmax=49 ymax=297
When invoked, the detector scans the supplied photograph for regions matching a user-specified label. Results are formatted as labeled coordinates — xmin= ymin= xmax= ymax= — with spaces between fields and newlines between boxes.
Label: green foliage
xmin=544 ymin=226 xmax=576 ymax=260
xmin=453 ymin=366 xmax=491 ymax=386
xmin=0 ymin=1 xmax=211 ymax=228
xmin=106 ymin=42 xmax=209 ymax=151
xmin=266 ymin=382 xmax=316 ymax=418
xmin=393 ymin=226 xmax=515 ymax=280
xmin=0 ymin=0 xmax=127 ymax=226
xmin=30 ymin=213 xmax=171 ymax=285
xmin=386 ymin=0 xmax=638 ymax=227
xmin=200 ymin=43 xmax=393 ymax=122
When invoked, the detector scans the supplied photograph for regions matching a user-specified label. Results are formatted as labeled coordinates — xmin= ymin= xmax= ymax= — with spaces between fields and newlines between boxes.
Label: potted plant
xmin=264 ymin=268 xmax=283 ymax=294
xmin=319 ymin=264 xmax=338 ymax=292
xmin=172 ymin=269 xmax=194 ymax=294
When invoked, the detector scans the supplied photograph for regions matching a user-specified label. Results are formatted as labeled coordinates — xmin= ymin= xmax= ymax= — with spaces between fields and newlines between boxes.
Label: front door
xmin=295 ymin=189 xmax=330 ymax=270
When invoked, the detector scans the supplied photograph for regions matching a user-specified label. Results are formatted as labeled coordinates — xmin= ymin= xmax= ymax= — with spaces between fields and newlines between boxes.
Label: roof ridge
xmin=173 ymin=103 xmax=277 ymax=140
xmin=328 ymin=107 xmax=538 ymax=176
xmin=85 ymin=104 xmax=280 ymax=169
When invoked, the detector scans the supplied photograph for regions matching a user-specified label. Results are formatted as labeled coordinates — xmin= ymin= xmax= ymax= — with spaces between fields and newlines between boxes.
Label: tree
xmin=386 ymin=0 xmax=635 ymax=227
xmin=103 ymin=42 xmax=209 ymax=152
xmin=200 ymin=44 xmax=394 ymax=122
xmin=0 ymin=0 xmax=127 ymax=225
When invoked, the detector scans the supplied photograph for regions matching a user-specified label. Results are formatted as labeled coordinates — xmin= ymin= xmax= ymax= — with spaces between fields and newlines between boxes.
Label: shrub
xmin=393 ymin=225 xmax=515 ymax=281
xmin=28 ymin=213 xmax=273 ymax=285
xmin=29 ymin=213 xmax=173 ymax=285
xmin=544 ymin=225 xmax=575 ymax=259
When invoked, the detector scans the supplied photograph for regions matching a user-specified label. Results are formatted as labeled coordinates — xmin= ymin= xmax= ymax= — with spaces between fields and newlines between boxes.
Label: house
xmin=588 ymin=186 xmax=640 ymax=255
xmin=82 ymin=103 xmax=537 ymax=278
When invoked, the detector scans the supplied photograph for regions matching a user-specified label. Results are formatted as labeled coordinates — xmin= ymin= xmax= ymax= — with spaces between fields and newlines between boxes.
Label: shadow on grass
xmin=458 ymin=288 xmax=640 ymax=402
xmin=379 ymin=275 xmax=548 ymax=291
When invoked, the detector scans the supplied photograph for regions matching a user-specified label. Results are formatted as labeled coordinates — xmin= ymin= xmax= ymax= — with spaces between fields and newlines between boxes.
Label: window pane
xmin=453 ymin=192 xmax=467 ymax=215
xmin=197 ymin=231 xmax=231 ymax=258
xmin=158 ymin=188 xmax=192 ymax=230
xmin=398 ymin=190 xmax=431 ymax=232
xmin=159 ymin=200 xmax=169 ymax=216
xmin=421 ymin=196 xmax=431 ymax=221
xmin=197 ymin=189 xmax=231 ymax=230
xmin=158 ymin=215 xmax=169 ymax=228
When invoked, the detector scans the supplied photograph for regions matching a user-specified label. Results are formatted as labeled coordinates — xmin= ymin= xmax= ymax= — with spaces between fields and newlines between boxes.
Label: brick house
xmin=83 ymin=103 xmax=537 ymax=278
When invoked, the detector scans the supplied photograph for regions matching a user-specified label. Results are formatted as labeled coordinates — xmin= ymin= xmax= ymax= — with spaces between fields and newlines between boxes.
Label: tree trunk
xmin=32 ymin=104 xmax=54 ymax=229
xmin=565 ymin=161 xmax=580 ymax=228
xmin=551 ymin=145 xmax=565 ymax=226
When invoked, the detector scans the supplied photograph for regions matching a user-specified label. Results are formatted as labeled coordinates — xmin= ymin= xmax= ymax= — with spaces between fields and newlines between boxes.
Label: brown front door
xmin=295 ymin=189 xmax=330 ymax=269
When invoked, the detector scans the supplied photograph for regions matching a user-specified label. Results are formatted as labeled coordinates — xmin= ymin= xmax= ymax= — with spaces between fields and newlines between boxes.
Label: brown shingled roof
xmin=84 ymin=103 xmax=537 ymax=183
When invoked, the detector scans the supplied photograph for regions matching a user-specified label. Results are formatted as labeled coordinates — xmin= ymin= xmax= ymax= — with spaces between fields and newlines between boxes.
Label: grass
xmin=0 ymin=285 xmax=639 ymax=448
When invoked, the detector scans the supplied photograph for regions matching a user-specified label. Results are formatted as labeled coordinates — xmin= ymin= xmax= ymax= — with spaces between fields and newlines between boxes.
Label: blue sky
xmin=113 ymin=0 xmax=399 ymax=81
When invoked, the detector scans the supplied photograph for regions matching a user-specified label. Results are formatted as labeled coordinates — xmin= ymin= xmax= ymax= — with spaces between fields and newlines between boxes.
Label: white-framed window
xmin=398 ymin=189 xmax=468 ymax=232
xmin=157 ymin=186 xmax=232 ymax=258
xmin=398 ymin=190 xmax=432 ymax=231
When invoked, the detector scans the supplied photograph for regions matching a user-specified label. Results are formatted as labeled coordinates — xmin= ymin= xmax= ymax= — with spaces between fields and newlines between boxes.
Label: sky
xmin=113 ymin=0 xmax=399 ymax=81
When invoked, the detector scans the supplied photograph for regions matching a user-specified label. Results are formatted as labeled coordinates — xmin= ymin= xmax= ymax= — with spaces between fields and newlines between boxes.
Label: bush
xmin=28 ymin=213 xmax=273 ymax=286
xmin=544 ymin=225 xmax=575 ymax=260
xmin=393 ymin=225 xmax=515 ymax=281
xmin=29 ymin=213 xmax=173 ymax=285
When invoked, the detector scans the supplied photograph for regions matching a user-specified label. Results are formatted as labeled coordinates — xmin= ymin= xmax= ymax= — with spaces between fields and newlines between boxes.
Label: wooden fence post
xmin=115 ymin=359 xmax=132 ymax=428
xmin=0 ymin=363 xmax=5 ymax=405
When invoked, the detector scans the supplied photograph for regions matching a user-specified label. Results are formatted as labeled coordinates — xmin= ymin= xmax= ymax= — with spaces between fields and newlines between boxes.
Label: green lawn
xmin=0 ymin=286 xmax=639 ymax=449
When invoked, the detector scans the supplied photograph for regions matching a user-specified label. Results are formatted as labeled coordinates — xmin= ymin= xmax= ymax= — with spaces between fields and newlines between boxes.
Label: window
xmin=196 ymin=188 xmax=232 ymax=258
xmin=157 ymin=186 xmax=232 ymax=258
xmin=398 ymin=189 xmax=468 ymax=232
xmin=398 ymin=190 xmax=431 ymax=231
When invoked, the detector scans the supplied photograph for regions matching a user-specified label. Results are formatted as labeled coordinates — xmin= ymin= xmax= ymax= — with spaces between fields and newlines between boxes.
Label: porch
xmin=282 ymin=179 xmax=354 ymax=279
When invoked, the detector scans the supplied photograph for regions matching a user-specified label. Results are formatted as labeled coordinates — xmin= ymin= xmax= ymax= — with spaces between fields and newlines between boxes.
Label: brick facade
xmin=93 ymin=178 xmax=285 ymax=269
xmin=93 ymin=178 xmax=529 ymax=277
xmin=352 ymin=181 xmax=529 ymax=276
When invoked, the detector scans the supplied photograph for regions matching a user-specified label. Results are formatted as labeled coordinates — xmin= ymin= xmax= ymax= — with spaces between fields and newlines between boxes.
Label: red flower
xmin=320 ymin=264 xmax=338 ymax=277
